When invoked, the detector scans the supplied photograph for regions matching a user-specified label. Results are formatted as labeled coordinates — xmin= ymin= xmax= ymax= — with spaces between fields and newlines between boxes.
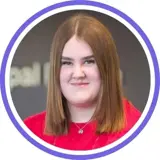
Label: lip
xmin=71 ymin=83 xmax=89 ymax=86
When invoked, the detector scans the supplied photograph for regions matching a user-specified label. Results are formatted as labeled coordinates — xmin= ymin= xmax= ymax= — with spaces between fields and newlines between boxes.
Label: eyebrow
xmin=61 ymin=55 xmax=94 ymax=61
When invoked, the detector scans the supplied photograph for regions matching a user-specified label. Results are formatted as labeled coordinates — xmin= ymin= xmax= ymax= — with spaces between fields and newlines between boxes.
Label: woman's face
xmin=60 ymin=35 xmax=101 ymax=107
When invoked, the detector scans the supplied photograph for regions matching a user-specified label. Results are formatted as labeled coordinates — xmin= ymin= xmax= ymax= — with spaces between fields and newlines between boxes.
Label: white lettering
xmin=43 ymin=62 xmax=50 ymax=87
xmin=10 ymin=62 xmax=41 ymax=91
xmin=10 ymin=67 xmax=22 ymax=89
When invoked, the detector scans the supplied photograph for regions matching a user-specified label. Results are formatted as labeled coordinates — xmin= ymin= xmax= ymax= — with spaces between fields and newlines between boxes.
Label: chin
xmin=70 ymin=97 xmax=94 ymax=106
xmin=72 ymin=99 xmax=88 ymax=104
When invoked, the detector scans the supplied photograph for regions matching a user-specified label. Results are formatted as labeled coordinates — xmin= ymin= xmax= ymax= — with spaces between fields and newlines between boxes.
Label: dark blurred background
xmin=10 ymin=10 xmax=150 ymax=120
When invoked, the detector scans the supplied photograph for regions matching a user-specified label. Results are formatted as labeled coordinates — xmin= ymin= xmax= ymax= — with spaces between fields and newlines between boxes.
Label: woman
xmin=24 ymin=13 xmax=141 ymax=150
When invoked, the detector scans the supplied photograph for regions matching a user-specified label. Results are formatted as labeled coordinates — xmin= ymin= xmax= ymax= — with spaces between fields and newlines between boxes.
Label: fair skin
xmin=60 ymin=35 xmax=101 ymax=123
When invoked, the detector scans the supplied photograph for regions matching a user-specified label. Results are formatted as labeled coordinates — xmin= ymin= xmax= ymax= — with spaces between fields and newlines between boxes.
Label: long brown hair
xmin=45 ymin=12 xmax=125 ymax=135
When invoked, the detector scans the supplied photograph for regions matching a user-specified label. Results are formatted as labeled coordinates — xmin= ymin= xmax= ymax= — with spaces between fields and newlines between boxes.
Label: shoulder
xmin=102 ymin=98 xmax=141 ymax=144
xmin=24 ymin=111 xmax=46 ymax=124
xmin=24 ymin=111 xmax=46 ymax=135
xmin=123 ymin=98 xmax=141 ymax=130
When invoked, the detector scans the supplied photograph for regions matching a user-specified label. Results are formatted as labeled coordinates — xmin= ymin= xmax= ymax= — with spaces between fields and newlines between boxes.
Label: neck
xmin=68 ymin=102 xmax=96 ymax=123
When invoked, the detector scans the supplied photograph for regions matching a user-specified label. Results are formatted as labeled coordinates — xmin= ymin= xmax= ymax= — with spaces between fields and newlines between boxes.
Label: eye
xmin=61 ymin=61 xmax=72 ymax=65
xmin=84 ymin=59 xmax=95 ymax=64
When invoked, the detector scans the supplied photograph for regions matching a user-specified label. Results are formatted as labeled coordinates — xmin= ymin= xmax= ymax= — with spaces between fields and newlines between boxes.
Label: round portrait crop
xmin=0 ymin=1 xmax=159 ymax=159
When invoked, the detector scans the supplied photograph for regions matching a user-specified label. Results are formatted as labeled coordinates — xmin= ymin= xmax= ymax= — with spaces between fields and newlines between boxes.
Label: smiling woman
xmin=24 ymin=12 xmax=141 ymax=150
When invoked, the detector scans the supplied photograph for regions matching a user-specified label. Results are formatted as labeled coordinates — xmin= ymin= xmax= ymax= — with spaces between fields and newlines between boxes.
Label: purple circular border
xmin=0 ymin=0 xmax=159 ymax=159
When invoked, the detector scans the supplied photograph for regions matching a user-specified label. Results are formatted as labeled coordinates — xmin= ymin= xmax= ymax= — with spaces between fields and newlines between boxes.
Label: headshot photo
xmin=10 ymin=10 xmax=150 ymax=150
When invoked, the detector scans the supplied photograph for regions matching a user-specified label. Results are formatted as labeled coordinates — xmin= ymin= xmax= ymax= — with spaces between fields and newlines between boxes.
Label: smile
xmin=71 ymin=83 xmax=89 ymax=86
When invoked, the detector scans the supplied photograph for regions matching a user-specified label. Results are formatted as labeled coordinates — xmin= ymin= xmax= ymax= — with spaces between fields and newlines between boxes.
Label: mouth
xmin=71 ymin=83 xmax=89 ymax=86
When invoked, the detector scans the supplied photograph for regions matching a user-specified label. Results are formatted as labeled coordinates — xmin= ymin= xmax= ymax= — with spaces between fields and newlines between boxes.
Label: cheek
xmin=60 ymin=68 xmax=71 ymax=81
xmin=87 ymin=67 xmax=101 ymax=82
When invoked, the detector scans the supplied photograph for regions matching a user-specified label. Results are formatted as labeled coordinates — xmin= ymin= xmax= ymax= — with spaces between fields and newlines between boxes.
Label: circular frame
xmin=0 ymin=1 xmax=159 ymax=159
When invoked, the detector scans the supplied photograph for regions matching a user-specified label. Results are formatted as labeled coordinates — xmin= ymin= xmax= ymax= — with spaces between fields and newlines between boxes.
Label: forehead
xmin=62 ymin=35 xmax=93 ymax=58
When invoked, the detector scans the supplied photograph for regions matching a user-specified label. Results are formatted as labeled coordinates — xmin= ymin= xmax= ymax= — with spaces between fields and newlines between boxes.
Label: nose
xmin=72 ymin=64 xmax=85 ymax=79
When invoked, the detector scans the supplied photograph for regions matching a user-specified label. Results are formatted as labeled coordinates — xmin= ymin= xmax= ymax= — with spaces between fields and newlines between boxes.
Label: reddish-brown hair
xmin=45 ymin=12 xmax=125 ymax=135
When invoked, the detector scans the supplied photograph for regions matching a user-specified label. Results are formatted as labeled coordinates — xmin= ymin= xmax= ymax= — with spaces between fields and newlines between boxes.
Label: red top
xmin=24 ymin=99 xmax=141 ymax=150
